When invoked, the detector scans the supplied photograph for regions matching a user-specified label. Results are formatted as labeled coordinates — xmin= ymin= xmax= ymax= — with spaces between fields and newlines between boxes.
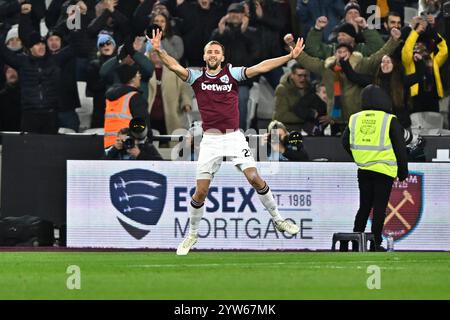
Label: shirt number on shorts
xmin=242 ymin=149 xmax=252 ymax=157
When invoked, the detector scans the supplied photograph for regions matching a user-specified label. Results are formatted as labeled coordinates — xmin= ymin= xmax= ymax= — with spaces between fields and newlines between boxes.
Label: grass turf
xmin=0 ymin=251 xmax=449 ymax=300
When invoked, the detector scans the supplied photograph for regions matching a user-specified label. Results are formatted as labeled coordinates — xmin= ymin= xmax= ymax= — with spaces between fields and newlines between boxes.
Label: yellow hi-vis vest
xmin=104 ymin=91 xmax=136 ymax=148
xmin=349 ymin=110 xmax=398 ymax=178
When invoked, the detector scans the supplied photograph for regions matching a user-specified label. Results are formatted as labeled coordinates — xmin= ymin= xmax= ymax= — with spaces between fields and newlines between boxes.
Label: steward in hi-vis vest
xmin=103 ymin=64 xmax=152 ymax=148
xmin=342 ymin=85 xmax=408 ymax=251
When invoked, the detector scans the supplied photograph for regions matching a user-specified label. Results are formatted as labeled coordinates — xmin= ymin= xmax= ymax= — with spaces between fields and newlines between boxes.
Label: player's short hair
xmin=204 ymin=41 xmax=225 ymax=54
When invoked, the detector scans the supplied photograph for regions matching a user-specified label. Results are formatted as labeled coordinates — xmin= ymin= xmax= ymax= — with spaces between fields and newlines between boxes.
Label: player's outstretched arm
xmin=147 ymin=29 xmax=189 ymax=81
xmin=245 ymin=38 xmax=304 ymax=79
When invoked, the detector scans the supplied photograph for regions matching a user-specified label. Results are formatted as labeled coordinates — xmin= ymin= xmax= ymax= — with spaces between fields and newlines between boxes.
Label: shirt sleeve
xmin=185 ymin=68 xmax=202 ymax=85
xmin=229 ymin=66 xmax=247 ymax=82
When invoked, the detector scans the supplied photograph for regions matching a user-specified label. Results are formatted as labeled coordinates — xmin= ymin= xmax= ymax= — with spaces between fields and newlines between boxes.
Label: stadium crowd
xmin=0 ymin=0 xmax=449 ymax=160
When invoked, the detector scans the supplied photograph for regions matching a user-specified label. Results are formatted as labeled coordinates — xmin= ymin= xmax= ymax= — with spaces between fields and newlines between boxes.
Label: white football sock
xmin=257 ymin=184 xmax=283 ymax=222
xmin=188 ymin=199 xmax=204 ymax=237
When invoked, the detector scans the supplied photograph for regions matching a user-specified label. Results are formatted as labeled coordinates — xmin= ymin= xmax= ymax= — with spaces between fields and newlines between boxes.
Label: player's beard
xmin=207 ymin=59 xmax=221 ymax=71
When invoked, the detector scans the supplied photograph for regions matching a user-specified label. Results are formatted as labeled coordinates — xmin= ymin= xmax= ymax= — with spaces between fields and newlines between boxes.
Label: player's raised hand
xmin=290 ymin=37 xmax=305 ymax=59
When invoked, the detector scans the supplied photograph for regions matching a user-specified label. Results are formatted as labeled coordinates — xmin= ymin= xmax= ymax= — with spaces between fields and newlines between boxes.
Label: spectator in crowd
xmin=402 ymin=16 xmax=448 ymax=113
xmin=0 ymin=65 xmax=21 ymax=131
xmin=245 ymin=0 xmax=289 ymax=88
xmin=104 ymin=124 xmax=162 ymax=160
xmin=133 ymin=0 xmax=182 ymax=37
xmin=296 ymin=0 xmax=345 ymax=42
xmin=86 ymin=31 xmax=117 ymax=128
xmin=341 ymin=53 xmax=417 ymax=132
xmin=293 ymin=28 xmax=401 ymax=133
xmin=357 ymin=0 xmax=415 ymax=22
xmin=342 ymin=84 xmax=408 ymax=251
xmin=302 ymin=15 xmax=384 ymax=60
xmin=174 ymin=0 xmax=224 ymax=67
xmin=0 ymin=0 xmax=46 ymax=31
xmin=104 ymin=63 xmax=154 ymax=148
xmin=210 ymin=2 xmax=259 ymax=130
xmin=88 ymin=0 xmax=131 ymax=48
xmin=4 ymin=24 xmax=22 ymax=53
xmin=265 ymin=120 xmax=309 ymax=161
xmin=149 ymin=12 xmax=184 ymax=61
xmin=99 ymin=35 xmax=154 ymax=99
xmin=46 ymin=29 xmax=81 ymax=132
xmin=0 ymin=2 xmax=86 ymax=134
xmin=380 ymin=11 xmax=403 ymax=42
xmin=292 ymin=80 xmax=330 ymax=136
xmin=45 ymin=0 xmax=98 ymax=81
xmin=328 ymin=1 xmax=363 ymax=42
xmin=146 ymin=49 xmax=192 ymax=136
xmin=273 ymin=63 xmax=311 ymax=132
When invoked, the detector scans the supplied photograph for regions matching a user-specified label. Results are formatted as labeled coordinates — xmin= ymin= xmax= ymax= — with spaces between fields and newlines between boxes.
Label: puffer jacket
xmin=0 ymin=43 xmax=75 ymax=111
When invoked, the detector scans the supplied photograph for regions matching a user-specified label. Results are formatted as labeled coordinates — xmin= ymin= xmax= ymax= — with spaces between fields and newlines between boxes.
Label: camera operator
xmin=104 ymin=118 xmax=162 ymax=160
xmin=265 ymin=120 xmax=309 ymax=162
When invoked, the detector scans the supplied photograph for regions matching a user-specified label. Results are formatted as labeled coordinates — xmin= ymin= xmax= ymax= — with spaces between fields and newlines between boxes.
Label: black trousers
xmin=353 ymin=169 xmax=394 ymax=246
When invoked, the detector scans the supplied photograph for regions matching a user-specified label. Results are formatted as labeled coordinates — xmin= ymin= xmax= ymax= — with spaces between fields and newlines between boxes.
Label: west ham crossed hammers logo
xmin=373 ymin=173 xmax=423 ymax=241
xmin=385 ymin=190 xmax=414 ymax=230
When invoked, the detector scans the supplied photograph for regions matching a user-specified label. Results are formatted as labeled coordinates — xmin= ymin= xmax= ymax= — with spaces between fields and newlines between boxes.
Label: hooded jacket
xmin=105 ymin=84 xmax=153 ymax=140
xmin=342 ymin=85 xmax=408 ymax=180
xmin=273 ymin=72 xmax=310 ymax=131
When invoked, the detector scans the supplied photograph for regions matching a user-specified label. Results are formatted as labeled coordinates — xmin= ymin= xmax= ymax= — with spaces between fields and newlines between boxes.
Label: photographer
xmin=265 ymin=120 xmax=309 ymax=162
xmin=104 ymin=118 xmax=162 ymax=160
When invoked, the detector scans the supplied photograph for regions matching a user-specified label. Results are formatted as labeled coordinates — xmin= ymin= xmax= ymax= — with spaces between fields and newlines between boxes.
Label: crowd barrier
xmin=0 ymin=133 xmax=449 ymax=229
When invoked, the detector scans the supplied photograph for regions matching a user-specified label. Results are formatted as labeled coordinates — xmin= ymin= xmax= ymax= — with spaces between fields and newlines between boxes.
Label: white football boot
xmin=176 ymin=234 xmax=198 ymax=256
xmin=274 ymin=220 xmax=300 ymax=235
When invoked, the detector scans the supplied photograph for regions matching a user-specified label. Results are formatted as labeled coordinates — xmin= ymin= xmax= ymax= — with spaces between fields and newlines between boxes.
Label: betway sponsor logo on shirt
xmin=201 ymin=83 xmax=232 ymax=92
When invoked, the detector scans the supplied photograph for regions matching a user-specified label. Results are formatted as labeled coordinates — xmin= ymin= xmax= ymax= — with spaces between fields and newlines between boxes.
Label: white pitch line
xmin=127 ymin=262 xmax=405 ymax=270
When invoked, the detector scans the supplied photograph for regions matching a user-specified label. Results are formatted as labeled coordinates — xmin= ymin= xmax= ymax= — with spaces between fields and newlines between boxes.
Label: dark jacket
xmin=87 ymin=6 xmax=131 ymax=48
xmin=86 ymin=54 xmax=112 ymax=128
xmin=342 ymin=85 xmax=408 ymax=181
xmin=0 ymin=0 xmax=45 ymax=31
xmin=105 ymin=84 xmax=153 ymax=140
xmin=0 ymin=81 xmax=21 ymax=131
xmin=210 ymin=23 xmax=259 ymax=87
xmin=339 ymin=58 xmax=425 ymax=129
xmin=104 ymin=140 xmax=163 ymax=160
xmin=248 ymin=0 xmax=289 ymax=61
xmin=175 ymin=1 xmax=224 ymax=66
xmin=0 ymin=45 xmax=75 ymax=112
xmin=47 ymin=0 xmax=97 ymax=60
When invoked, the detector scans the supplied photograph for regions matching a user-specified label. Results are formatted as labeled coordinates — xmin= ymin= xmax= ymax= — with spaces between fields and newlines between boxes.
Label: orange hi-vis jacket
xmin=104 ymin=91 xmax=137 ymax=148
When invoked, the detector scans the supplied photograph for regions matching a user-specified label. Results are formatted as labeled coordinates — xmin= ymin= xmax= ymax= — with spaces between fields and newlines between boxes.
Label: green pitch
xmin=0 ymin=251 xmax=449 ymax=300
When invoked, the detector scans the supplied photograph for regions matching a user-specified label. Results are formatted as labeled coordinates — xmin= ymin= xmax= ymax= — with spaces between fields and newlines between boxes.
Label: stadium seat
xmin=255 ymin=76 xmax=275 ymax=130
xmin=58 ymin=127 xmax=77 ymax=134
xmin=76 ymin=81 xmax=94 ymax=132
xmin=247 ymin=82 xmax=259 ymax=130
xmin=331 ymin=232 xmax=365 ymax=252
xmin=411 ymin=112 xmax=443 ymax=129
xmin=82 ymin=128 xmax=104 ymax=135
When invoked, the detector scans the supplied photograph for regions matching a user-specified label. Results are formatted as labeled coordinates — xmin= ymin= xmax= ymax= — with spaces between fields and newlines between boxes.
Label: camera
xmin=122 ymin=117 xmax=148 ymax=150
xmin=122 ymin=136 xmax=135 ymax=150
xmin=145 ymin=24 xmax=162 ymax=39
xmin=282 ymin=131 xmax=309 ymax=161
xmin=283 ymin=131 xmax=303 ymax=152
